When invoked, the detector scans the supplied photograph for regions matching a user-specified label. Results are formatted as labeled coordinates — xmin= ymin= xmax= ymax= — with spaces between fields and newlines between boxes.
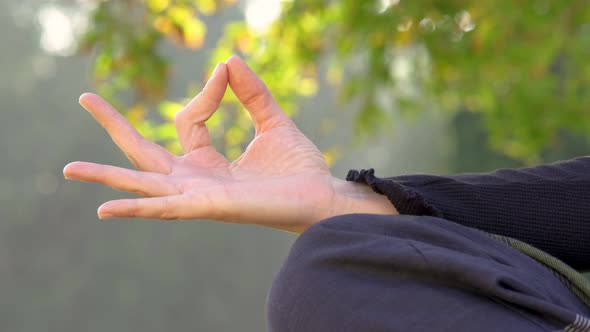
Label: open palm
xmin=64 ymin=57 xmax=396 ymax=233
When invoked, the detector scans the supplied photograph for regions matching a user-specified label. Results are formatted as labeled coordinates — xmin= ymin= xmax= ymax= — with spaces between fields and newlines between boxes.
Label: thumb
xmin=225 ymin=56 xmax=291 ymax=134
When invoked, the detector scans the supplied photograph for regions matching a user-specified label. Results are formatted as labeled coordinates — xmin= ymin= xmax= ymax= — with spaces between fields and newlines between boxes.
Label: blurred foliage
xmin=79 ymin=0 xmax=590 ymax=163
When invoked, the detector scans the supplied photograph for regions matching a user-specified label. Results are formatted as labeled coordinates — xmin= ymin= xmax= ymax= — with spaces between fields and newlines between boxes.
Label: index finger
xmin=79 ymin=93 xmax=174 ymax=173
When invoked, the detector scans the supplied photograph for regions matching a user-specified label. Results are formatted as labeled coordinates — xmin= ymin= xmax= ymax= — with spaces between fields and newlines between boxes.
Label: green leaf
xmin=158 ymin=101 xmax=184 ymax=121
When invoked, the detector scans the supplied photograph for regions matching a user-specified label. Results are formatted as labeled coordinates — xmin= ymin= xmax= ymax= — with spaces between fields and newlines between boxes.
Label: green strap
xmin=488 ymin=233 xmax=590 ymax=308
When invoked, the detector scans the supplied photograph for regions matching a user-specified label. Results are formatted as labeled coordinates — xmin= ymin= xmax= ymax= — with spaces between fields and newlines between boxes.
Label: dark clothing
xmin=268 ymin=215 xmax=590 ymax=332
xmin=346 ymin=157 xmax=590 ymax=269
xmin=268 ymin=157 xmax=590 ymax=331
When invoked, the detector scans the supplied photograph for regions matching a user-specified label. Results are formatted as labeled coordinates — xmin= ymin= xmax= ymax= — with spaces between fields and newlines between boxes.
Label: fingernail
xmin=226 ymin=55 xmax=240 ymax=64
xmin=78 ymin=93 xmax=89 ymax=107
xmin=78 ymin=93 xmax=88 ymax=104
xmin=98 ymin=213 xmax=113 ymax=219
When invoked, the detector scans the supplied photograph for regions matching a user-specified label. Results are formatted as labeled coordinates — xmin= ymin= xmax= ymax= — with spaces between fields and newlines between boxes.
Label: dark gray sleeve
xmin=347 ymin=157 xmax=590 ymax=269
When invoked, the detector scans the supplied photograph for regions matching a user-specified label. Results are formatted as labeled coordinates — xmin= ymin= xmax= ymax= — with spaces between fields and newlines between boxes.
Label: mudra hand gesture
xmin=64 ymin=56 xmax=396 ymax=233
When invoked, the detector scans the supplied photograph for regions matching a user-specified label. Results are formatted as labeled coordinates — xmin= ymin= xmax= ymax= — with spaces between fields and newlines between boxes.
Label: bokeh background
xmin=2 ymin=0 xmax=590 ymax=331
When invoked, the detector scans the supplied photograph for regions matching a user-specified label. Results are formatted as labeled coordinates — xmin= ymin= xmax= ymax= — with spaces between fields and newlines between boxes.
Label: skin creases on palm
xmin=229 ymin=123 xmax=329 ymax=176
xmin=173 ymin=122 xmax=335 ymax=230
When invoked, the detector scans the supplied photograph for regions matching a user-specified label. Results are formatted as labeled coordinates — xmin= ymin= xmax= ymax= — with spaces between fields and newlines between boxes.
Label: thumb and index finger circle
xmin=175 ymin=56 xmax=293 ymax=157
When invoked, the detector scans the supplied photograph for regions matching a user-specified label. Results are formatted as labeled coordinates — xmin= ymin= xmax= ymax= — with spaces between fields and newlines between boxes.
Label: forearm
xmin=347 ymin=157 xmax=590 ymax=269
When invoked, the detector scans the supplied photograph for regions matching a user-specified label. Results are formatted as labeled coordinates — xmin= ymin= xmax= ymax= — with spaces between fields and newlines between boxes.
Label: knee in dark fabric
xmin=265 ymin=214 xmax=568 ymax=332
xmin=266 ymin=214 xmax=414 ymax=332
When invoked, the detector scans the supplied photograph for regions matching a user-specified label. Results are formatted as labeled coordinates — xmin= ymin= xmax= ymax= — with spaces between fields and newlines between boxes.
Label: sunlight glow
xmin=37 ymin=5 xmax=75 ymax=55
xmin=456 ymin=10 xmax=476 ymax=32
xmin=387 ymin=45 xmax=430 ymax=98
xmin=392 ymin=54 xmax=411 ymax=80
xmin=36 ymin=4 xmax=89 ymax=56
xmin=397 ymin=17 xmax=413 ymax=32
xmin=378 ymin=0 xmax=400 ymax=13
xmin=245 ymin=0 xmax=284 ymax=33
xmin=419 ymin=17 xmax=436 ymax=32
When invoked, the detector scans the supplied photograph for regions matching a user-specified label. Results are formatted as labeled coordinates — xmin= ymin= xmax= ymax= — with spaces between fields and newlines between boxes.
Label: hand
xmin=64 ymin=56 xmax=397 ymax=233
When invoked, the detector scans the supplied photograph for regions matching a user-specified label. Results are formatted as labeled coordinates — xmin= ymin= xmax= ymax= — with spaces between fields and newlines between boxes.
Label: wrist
xmin=330 ymin=177 xmax=399 ymax=217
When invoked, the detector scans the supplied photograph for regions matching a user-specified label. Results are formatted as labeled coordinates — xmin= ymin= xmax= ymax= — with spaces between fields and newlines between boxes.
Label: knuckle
xmin=160 ymin=197 xmax=178 ymax=220
xmin=129 ymin=200 xmax=141 ymax=218
xmin=242 ymin=84 xmax=271 ymax=110
xmin=243 ymin=92 xmax=266 ymax=110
